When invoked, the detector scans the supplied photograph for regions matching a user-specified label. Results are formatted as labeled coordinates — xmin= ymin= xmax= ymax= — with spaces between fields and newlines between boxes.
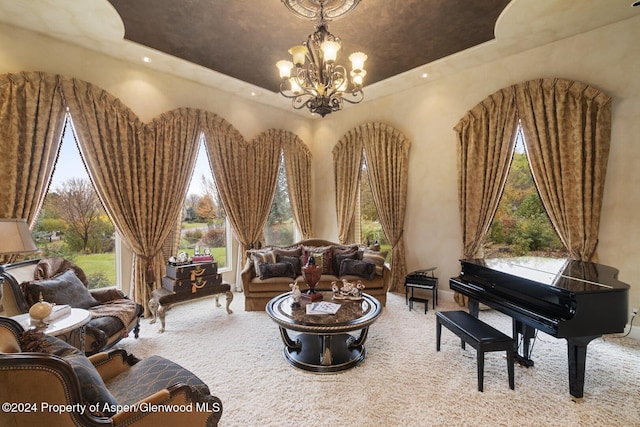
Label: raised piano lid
xmin=462 ymin=257 xmax=630 ymax=293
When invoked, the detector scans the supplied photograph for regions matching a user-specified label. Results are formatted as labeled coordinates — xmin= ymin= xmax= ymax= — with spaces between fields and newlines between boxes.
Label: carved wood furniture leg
xmin=158 ymin=304 xmax=170 ymax=333
xmin=148 ymin=297 xmax=159 ymax=325
xmin=347 ymin=327 xmax=370 ymax=349
xmin=279 ymin=327 xmax=302 ymax=351
xmin=225 ymin=291 xmax=234 ymax=314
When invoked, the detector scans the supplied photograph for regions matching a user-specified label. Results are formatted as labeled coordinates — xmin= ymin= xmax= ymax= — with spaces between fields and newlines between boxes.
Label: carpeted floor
xmin=117 ymin=291 xmax=640 ymax=427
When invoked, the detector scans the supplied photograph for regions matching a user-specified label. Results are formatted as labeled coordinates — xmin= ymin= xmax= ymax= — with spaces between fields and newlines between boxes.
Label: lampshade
xmin=0 ymin=219 xmax=39 ymax=255
xmin=349 ymin=52 xmax=367 ymax=73
xmin=288 ymin=45 xmax=308 ymax=67
xmin=276 ymin=60 xmax=294 ymax=79
xmin=289 ymin=78 xmax=302 ymax=94
xmin=320 ymin=40 xmax=341 ymax=62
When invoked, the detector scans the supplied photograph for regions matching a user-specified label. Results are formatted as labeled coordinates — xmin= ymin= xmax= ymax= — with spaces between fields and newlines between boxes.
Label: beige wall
xmin=1 ymin=15 xmax=638 ymax=327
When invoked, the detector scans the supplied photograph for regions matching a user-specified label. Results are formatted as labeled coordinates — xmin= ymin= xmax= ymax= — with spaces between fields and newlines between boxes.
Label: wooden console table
xmin=148 ymin=282 xmax=233 ymax=332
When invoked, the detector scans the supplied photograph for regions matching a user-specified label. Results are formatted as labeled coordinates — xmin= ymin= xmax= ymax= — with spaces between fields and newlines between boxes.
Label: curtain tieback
xmin=145 ymin=257 xmax=156 ymax=284
xmin=391 ymin=230 xmax=405 ymax=248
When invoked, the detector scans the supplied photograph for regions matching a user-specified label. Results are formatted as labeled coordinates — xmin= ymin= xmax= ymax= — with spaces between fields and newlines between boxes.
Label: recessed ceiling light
xmin=250 ymin=91 xmax=257 ymax=97
xmin=421 ymin=73 xmax=429 ymax=79
xmin=142 ymin=56 xmax=152 ymax=63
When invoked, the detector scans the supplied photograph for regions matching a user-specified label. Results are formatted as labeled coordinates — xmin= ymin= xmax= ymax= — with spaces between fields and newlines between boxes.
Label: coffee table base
xmin=281 ymin=331 xmax=368 ymax=373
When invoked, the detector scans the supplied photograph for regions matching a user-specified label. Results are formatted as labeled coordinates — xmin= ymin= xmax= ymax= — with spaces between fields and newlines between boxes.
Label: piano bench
xmin=436 ymin=310 xmax=515 ymax=392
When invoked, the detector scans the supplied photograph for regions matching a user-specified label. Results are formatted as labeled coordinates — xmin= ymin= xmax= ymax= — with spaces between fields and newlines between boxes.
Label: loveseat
xmin=0 ymin=316 xmax=222 ymax=426
xmin=241 ymin=238 xmax=390 ymax=311
xmin=0 ymin=258 xmax=142 ymax=355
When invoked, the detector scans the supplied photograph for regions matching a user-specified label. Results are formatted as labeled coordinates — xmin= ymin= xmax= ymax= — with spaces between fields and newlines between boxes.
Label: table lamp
xmin=0 ymin=218 xmax=39 ymax=310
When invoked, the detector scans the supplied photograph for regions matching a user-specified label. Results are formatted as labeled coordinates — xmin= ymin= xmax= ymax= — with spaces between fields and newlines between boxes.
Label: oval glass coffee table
xmin=266 ymin=292 xmax=382 ymax=373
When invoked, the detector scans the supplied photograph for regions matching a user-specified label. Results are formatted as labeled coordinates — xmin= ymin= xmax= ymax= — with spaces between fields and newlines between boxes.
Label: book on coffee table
xmin=45 ymin=304 xmax=71 ymax=322
xmin=306 ymin=301 xmax=341 ymax=315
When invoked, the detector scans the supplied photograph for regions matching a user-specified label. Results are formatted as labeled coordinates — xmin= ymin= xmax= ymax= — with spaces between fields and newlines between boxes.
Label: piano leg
xmin=513 ymin=320 xmax=536 ymax=367
xmin=567 ymin=335 xmax=599 ymax=401
xmin=468 ymin=300 xmax=479 ymax=317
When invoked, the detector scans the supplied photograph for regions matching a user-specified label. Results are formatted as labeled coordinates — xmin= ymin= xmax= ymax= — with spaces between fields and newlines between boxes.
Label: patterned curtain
xmin=332 ymin=129 xmax=364 ymax=244
xmin=201 ymin=113 xmax=282 ymax=258
xmin=515 ymin=78 xmax=612 ymax=261
xmin=61 ymin=77 xmax=201 ymax=315
xmin=333 ymin=123 xmax=411 ymax=292
xmin=0 ymin=72 xmax=66 ymax=227
xmin=282 ymin=132 xmax=314 ymax=239
xmin=361 ymin=123 xmax=411 ymax=292
xmin=454 ymin=87 xmax=519 ymax=306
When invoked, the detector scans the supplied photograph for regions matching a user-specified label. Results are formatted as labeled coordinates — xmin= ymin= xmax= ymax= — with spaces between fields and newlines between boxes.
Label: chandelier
xmin=276 ymin=0 xmax=367 ymax=117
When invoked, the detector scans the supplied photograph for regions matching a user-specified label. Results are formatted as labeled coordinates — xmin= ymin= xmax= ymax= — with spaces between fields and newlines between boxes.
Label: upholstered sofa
xmin=0 ymin=316 xmax=222 ymax=426
xmin=0 ymin=258 xmax=142 ymax=355
xmin=241 ymin=238 xmax=390 ymax=311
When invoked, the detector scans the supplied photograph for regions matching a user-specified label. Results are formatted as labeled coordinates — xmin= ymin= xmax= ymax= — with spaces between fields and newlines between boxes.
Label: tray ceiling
xmin=107 ymin=0 xmax=510 ymax=93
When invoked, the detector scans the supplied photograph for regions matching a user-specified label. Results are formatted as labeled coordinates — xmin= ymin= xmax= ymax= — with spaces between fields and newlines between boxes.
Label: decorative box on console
xmin=163 ymin=262 xmax=222 ymax=294
xmin=166 ymin=261 xmax=218 ymax=280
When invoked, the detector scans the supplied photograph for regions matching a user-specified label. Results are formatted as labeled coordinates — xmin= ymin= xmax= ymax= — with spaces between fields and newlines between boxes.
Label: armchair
xmin=0 ymin=317 xmax=223 ymax=426
xmin=0 ymin=258 xmax=142 ymax=355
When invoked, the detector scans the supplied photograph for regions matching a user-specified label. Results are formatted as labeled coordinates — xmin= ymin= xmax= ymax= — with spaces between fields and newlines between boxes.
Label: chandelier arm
xmin=340 ymin=89 xmax=364 ymax=105
xmin=292 ymin=97 xmax=313 ymax=110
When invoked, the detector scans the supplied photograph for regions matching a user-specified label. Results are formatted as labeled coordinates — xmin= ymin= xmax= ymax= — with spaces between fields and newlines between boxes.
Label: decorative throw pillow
xmin=272 ymin=245 xmax=302 ymax=258
xmin=45 ymin=335 xmax=119 ymax=416
xmin=310 ymin=251 xmax=332 ymax=275
xmin=331 ymin=247 xmax=359 ymax=275
xmin=339 ymin=259 xmax=376 ymax=280
xmin=24 ymin=269 xmax=100 ymax=309
xmin=249 ymin=250 xmax=276 ymax=274
xmin=361 ymin=249 xmax=388 ymax=276
xmin=276 ymin=255 xmax=301 ymax=276
xmin=258 ymin=262 xmax=296 ymax=280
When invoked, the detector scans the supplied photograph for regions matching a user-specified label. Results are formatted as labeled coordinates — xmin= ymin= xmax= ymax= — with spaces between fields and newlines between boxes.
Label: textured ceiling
xmin=107 ymin=0 xmax=511 ymax=93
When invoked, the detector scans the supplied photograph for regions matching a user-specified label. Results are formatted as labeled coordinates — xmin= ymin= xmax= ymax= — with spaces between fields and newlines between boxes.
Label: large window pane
xmin=34 ymin=115 xmax=117 ymax=289
xmin=359 ymin=156 xmax=390 ymax=261
xmin=485 ymin=126 xmax=567 ymax=258
xmin=179 ymin=136 xmax=230 ymax=269
xmin=264 ymin=154 xmax=297 ymax=246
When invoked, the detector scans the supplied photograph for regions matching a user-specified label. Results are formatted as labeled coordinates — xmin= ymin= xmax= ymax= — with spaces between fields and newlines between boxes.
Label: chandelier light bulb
xmin=290 ymin=78 xmax=302 ymax=95
xmin=288 ymin=45 xmax=308 ymax=67
xmin=276 ymin=60 xmax=294 ymax=79
xmin=349 ymin=52 xmax=367 ymax=73
xmin=320 ymin=40 xmax=341 ymax=63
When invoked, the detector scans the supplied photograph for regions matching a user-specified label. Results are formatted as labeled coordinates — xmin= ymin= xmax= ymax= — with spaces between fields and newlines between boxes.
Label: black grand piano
xmin=450 ymin=257 xmax=629 ymax=399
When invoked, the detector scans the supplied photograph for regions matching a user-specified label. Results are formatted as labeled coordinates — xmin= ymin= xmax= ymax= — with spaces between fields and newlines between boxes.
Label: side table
xmin=11 ymin=308 xmax=92 ymax=351
xmin=405 ymin=268 xmax=438 ymax=313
